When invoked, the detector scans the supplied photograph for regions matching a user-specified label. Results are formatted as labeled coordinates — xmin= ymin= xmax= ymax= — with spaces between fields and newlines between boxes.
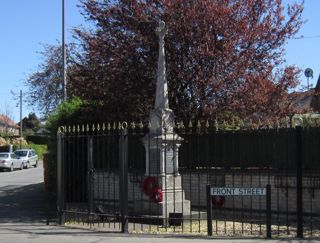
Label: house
xmin=0 ymin=114 xmax=19 ymax=136
xmin=291 ymin=74 xmax=320 ymax=112
xmin=290 ymin=74 xmax=320 ymax=125
xmin=310 ymin=74 xmax=320 ymax=111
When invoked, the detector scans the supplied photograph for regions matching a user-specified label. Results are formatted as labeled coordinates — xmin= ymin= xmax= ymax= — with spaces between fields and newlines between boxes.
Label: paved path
xmin=0 ymin=223 xmax=319 ymax=243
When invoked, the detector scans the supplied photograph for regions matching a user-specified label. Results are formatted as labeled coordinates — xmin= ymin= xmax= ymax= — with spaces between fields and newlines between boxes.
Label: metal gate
xmin=57 ymin=129 xmax=127 ymax=232
xmin=57 ymin=124 xmax=320 ymax=238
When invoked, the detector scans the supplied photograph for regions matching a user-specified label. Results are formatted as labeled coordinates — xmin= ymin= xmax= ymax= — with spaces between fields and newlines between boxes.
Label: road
xmin=0 ymin=165 xmax=43 ymax=187
xmin=0 ymin=165 xmax=319 ymax=243
xmin=0 ymin=164 xmax=55 ymax=224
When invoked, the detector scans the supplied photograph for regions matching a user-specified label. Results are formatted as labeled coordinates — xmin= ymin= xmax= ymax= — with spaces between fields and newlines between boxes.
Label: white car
xmin=0 ymin=152 xmax=24 ymax=171
xmin=14 ymin=149 xmax=39 ymax=169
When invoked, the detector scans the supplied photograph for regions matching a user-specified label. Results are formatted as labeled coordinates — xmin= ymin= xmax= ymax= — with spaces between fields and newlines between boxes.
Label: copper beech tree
xmin=25 ymin=44 xmax=76 ymax=116
xmin=69 ymin=0 xmax=304 ymax=122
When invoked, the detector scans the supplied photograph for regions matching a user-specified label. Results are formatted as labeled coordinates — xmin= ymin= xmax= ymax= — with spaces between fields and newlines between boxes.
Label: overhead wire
xmin=292 ymin=35 xmax=320 ymax=39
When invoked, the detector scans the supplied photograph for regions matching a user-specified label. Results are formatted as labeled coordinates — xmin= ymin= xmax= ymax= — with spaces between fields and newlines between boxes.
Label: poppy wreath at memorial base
xmin=142 ymin=176 xmax=163 ymax=202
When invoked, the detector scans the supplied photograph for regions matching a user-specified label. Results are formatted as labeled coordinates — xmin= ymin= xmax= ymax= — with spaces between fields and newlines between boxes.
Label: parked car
xmin=14 ymin=149 xmax=38 ymax=169
xmin=0 ymin=152 xmax=24 ymax=171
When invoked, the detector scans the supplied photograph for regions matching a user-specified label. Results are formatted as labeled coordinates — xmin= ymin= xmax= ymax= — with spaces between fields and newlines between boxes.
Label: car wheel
xmin=34 ymin=160 xmax=38 ymax=168
xmin=10 ymin=163 xmax=14 ymax=172
xmin=20 ymin=163 xmax=24 ymax=170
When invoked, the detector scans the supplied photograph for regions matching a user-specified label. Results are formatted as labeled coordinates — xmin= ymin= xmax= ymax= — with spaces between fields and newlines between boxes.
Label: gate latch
xmin=88 ymin=168 xmax=95 ymax=174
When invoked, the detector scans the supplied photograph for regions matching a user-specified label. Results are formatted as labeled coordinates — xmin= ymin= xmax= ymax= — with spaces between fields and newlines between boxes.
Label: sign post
xmin=206 ymin=184 xmax=213 ymax=236
xmin=266 ymin=184 xmax=271 ymax=239
xmin=206 ymin=184 xmax=271 ymax=238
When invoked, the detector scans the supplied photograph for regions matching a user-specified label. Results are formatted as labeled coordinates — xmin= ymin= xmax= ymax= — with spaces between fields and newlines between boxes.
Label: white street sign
xmin=211 ymin=187 xmax=266 ymax=196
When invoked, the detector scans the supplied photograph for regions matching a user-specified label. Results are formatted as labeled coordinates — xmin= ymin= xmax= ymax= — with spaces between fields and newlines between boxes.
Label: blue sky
xmin=0 ymin=0 xmax=83 ymax=121
xmin=0 ymin=0 xmax=319 ymax=122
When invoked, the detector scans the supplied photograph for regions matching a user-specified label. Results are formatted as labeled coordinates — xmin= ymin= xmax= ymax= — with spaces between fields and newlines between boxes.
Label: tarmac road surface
xmin=0 ymin=163 xmax=55 ymax=224
xmin=0 ymin=164 xmax=319 ymax=242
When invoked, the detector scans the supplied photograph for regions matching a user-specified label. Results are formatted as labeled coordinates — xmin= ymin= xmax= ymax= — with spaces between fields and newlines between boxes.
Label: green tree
xmin=44 ymin=97 xmax=86 ymax=192
xmin=17 ymin=112 xmax=40 ymax=135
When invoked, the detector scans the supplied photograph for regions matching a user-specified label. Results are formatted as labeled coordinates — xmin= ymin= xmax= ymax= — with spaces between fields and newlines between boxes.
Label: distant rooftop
xmin=0 ymin=115 xmax=19 ymax=129
xmin=291 ymin=74 xmax=320 ymax=113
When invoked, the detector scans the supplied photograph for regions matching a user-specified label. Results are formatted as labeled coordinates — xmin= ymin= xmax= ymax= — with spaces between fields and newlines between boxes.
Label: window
xmin=15 ymin=151 xmax=28 ymax=157
xmin=0 ymin=154 xmax=9 ymax=159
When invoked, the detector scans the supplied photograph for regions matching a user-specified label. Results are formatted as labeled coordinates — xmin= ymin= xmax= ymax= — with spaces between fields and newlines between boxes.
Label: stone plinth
xmin=142 ymin=133 xmax=181 ymax=176
xmin=133 ymin=174 xmax=191 ymax=219
xmin=138 ymin=133 xmax=191 ymax=219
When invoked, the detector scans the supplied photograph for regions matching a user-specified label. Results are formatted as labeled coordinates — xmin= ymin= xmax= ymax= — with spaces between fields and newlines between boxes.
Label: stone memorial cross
xmin=155 ymin=20 xmax=169 ymax=110
xmin=150 ymin=21 xmax=174 ymax=134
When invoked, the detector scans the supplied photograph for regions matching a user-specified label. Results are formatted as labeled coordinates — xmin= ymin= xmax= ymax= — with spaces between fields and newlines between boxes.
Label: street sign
xmin=206 ymin=184 xmax=271 ymax=237
xmin=211 ymin=187 xmax=266 ymax=196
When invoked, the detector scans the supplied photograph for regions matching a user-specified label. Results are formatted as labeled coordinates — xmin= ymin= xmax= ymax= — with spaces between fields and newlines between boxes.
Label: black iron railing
xmin=57 ymin=124 xmax=320 ymax=238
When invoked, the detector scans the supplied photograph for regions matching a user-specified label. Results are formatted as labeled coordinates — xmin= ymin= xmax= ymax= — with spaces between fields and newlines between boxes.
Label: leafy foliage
xmin=17 ymin=112 xmax=41 ymax=136
xmin=23 ymin=144 xmax=47 ymax=160
xmin=46 ymin=96 xmax=86 ymax=136
xmin=24 ymin=44 xmax=75 ymax=117
xmin=44 ymin=97 xmax=86 ymax=192
xmin=69 ymin=0 xmax=304 ymax=122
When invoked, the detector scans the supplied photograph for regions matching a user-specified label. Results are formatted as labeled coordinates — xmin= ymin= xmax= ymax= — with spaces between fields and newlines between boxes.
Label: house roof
xmin=291 ymin=89 xmax=314 ymax=111
xmin=291 ymin=74 xmax=320 ymax=113
xmin=0 ymin=115 xmax=19 ymax=129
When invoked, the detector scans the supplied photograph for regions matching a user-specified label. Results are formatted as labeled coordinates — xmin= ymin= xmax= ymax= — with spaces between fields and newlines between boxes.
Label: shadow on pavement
xmin=0 ymin=183 xmax=56 ymax=223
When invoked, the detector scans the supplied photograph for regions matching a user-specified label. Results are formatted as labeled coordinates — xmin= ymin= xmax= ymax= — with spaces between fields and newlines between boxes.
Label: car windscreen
xmin=0 ymin=154 xmax=9 ymax=158
xmin=14 ymin=151 xmax=28 ymax=157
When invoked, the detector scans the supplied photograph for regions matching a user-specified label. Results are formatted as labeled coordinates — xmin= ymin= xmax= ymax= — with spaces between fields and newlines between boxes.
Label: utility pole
xmin=20 ymin=90 xmax=23 ymax=149
xmin=62 ymin=0 xmax=67 ymax=101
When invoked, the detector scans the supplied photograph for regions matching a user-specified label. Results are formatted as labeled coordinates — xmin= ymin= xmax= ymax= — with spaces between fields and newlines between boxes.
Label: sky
xmin=0 ymin=0 xmax=319 ymax=122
